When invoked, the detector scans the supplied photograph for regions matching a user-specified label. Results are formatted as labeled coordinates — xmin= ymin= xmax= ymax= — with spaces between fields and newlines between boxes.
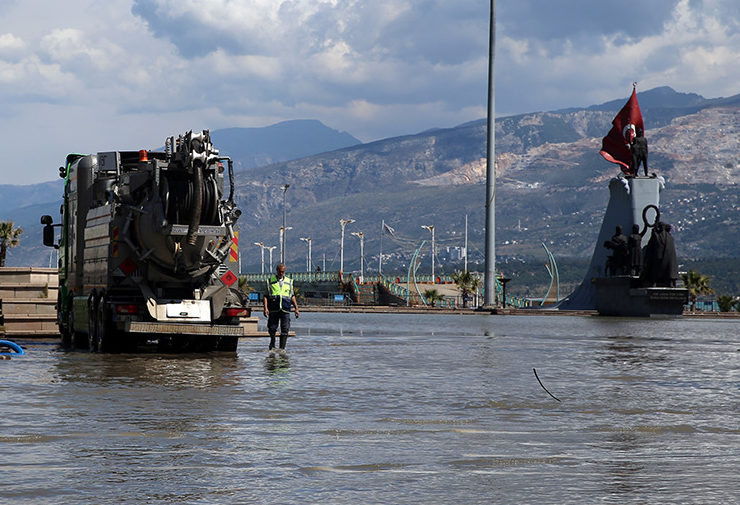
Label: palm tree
xmin=716 ymin=294 xmax=737 ymax=313
xmin=422 ymin=288 xmax=445 ymax=307
xmin=681 ymin=269 xmax=714 ymax=312
xmin=453 ymin=270 xmax=481 ymax=308
xmin=0 ymin=221 xmax=23 ymax=267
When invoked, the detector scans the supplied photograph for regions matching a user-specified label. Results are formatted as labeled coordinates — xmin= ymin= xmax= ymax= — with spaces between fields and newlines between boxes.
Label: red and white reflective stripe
xmin=230 ymin=232 xmax=239 ymax=262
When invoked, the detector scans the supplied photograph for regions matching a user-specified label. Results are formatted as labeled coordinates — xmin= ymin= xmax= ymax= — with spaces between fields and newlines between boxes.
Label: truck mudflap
xmin=122 ymin=321 xmax=244 ymax=336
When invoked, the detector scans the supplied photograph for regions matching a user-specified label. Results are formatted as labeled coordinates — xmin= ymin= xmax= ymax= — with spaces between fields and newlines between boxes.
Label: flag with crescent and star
xmin=599 ymin=85 xmax=644 ymax=174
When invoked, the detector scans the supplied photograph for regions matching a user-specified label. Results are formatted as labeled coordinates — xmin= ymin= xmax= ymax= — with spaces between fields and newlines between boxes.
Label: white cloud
xmin=496 ymin=0 xmax=740 ymax=114
xmin=1 ymin=0 xmax=740 ymax=184
xmin=0 ymin=32 xmax=26 ymax=60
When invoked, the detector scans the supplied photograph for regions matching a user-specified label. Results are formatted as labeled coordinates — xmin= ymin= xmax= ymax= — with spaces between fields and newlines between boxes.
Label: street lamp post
xmin=351 ymin=231 xmax=364 ymax=281
xmin=266 ymin=246 xmax=277 ymax=272
xmin=422 ymin=225 xmax=435 ymax=282
xmin=300 ymin=237 xmax=312 ymax=272
xmin=279 ymin=226 xmax=292 ymax=266
xmin=254 ymin=242 xmax=265 ymax=274
xmin=281 ymin=184 xmax=290 ymax=265
xmin=339 ymin=218 xmax=355 ymax=278
xmin=464 ymin=215 xmax=469 ymax=272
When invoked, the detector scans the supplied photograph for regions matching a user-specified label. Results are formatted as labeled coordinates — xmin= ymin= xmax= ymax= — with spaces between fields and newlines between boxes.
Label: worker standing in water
xmin=263 ymin=263 xmax=299 ymax=351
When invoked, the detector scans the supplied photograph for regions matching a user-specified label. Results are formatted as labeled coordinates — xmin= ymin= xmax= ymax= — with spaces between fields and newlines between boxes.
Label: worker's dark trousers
xmin=267 ymin=311 xmax=290 ymax=349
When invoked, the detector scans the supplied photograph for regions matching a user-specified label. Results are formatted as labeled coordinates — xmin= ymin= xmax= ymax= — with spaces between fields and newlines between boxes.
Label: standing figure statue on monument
xmin=627 ymin=224 xmax=644 ymax=277
xmin=631 ymin=128 xmax=649 ymax=177
xmin=603 ymin=225 xmax=629 ymax=276
xmin=641 ymin=222 xmax=679 ymax=287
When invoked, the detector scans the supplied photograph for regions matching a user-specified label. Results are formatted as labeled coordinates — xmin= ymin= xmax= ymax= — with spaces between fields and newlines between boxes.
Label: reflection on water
xmin=264 ymin=354 xmax=291 ymax=376
xmin=53 ymin=353 xmax=242 ymax=388
xmin=1 ymin=315 xmax=739 ymax=504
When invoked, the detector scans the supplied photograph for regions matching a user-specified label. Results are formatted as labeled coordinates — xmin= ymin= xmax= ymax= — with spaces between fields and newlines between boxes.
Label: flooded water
xmin=2 ymin=313 xmax=738 ymax=504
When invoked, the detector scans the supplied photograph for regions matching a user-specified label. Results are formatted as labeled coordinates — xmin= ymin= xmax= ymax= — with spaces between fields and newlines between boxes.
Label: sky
xmin=1 ymin=0 xmax=739 ymax=185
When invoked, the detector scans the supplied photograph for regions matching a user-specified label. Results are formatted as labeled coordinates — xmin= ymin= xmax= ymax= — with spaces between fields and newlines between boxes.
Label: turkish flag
xmin=599 ymin=87 xmax=644 ymax=173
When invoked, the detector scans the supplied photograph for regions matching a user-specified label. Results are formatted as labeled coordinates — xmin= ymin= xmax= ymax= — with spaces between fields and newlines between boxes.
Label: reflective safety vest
xmin=266 ymin=275 xmax=293 ymax=312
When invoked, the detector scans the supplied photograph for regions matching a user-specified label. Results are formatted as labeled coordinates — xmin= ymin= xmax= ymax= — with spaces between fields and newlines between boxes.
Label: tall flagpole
xmin=484 ymin=0 xmax=496 ymax=307
xmin=379 ymin=220 xmax=384 ymax=275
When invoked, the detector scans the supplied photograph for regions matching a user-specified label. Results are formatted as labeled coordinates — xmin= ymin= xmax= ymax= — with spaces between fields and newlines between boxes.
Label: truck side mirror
xmin=41 ymin=217 xmax=59 ymax=249
xmin=42 ymin=224 xmax=58 ymax=248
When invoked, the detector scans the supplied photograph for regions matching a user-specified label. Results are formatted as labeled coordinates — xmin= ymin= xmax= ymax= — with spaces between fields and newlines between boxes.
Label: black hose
xmin=187 ymin=142 xmax=204 ymax=246
xmin=228 ymin=159 xmax=234 ymax=204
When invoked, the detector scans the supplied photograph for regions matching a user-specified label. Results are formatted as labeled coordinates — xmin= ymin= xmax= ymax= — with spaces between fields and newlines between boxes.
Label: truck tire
xmin=69 ymin=298 xmax=86 ymax=349
xmin=197 ymin=336 xmax=219 ymax=352
xmin=96 ymin=293 xmax=118 ymax=353
xmin=216 ymin=336 xmax=239 ymax=352
xmin=59 ymin=292 xmax=72 ymax=346
xmin=87 ymin=291 xmax=98 ymax=352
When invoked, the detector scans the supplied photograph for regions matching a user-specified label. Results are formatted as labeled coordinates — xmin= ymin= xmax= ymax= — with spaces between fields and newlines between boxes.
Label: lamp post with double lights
xmin=281 ymin=184 xmax=290 ymax=264
xmin=254 ymin=242 xmax=266 ymax=274
xmin=265 ymin=246 xmax=277 ymax=272
xmin=300 ymin=237 xmax=312 ymax=272
xmin=279 ymin=226 xmax=292 ymax=266
xmin=339 ymin=218 xmax=355 ymax=278
xmin=422 ymin=225 xmax=435 ymax=281
xmin=351 ymin=231 xmax=364 ymax=281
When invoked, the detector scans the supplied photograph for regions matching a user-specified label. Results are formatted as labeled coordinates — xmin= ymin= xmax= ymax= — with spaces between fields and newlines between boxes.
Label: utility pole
xmin=339 ymin=218 xmax=355 ymax=278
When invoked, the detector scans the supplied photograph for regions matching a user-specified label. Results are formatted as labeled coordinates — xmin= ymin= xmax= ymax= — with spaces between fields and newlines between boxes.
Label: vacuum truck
xmin=41 ymin=130 xmax=249 ymax=352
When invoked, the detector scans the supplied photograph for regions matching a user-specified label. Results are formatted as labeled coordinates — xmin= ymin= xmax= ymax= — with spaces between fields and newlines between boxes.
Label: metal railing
xmin=241 ymin=271 xmax=343 ymax=283
xmin=239 ymin=272 xmax=531 ymax=309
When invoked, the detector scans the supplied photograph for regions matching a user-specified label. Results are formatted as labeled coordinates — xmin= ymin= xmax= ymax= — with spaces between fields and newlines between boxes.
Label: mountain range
xmin=3 ymin=87 xmax=739 ymax=296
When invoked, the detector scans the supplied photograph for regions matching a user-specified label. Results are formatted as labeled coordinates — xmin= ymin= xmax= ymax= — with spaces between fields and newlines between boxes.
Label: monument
xmin=554 ymin=86 xmax=688 ymax=316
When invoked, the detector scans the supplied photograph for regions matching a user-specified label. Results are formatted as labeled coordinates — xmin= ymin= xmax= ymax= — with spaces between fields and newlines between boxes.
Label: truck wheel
xmin=197 ymin=337 xmax=218 ymax=352
xmin=216 ymin=336 xmax=239 ymax=352
xmin=59 ymin=292 xmax=71 ymax=346
xmin=69 ymin=301 xmax=85 ymax=349
xmin=87 ymin=292 xmax=98 ymax=352
xmin=96 ymin=294 xmax=117 ymax=353
xmin=170 ymin=336 xmax=195 ymax=352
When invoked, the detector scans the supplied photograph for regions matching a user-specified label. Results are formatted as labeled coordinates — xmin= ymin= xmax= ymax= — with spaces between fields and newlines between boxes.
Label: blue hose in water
xmin=0 ymin=339 xmax=25 ymax=356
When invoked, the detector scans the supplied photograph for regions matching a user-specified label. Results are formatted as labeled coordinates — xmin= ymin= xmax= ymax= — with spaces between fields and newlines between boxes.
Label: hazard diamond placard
xmin=220 ymin=270 xmax=237 ymax=287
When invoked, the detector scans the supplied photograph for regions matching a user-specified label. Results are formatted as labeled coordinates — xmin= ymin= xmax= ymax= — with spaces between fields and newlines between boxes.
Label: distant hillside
xmin=211 ymin=119 xmax=361 ymax=170
xmin=230 ymin=86 xmax=740 ymax=283
xmin=4 ymin=87 xmax=740 ymax=298
xmin=0 ymin=180 xmax=62 ymax=214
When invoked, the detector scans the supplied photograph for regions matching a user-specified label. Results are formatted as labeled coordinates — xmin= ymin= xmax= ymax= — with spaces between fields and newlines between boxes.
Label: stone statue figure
xmin=631 ymin=128 xmax=649 ymax=177
xmin=627 ymin=224 xmax=644 ymax=276
xmin=641 ymin=221 xmax=679 ymax=287
xmin=604 ymin=225 xmax=629 ymax=276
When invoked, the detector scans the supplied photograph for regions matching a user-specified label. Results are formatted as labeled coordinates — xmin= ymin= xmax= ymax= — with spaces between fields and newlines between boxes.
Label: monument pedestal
xmin=556 ymin=175 xmax=687 ymax=316
xmin=593 ymin=276 xmax=688 ymax=317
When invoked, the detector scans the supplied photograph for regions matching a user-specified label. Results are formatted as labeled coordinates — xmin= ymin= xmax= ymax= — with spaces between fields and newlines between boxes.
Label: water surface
xmin=2 ymin=314 xmax=738 ymax=504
